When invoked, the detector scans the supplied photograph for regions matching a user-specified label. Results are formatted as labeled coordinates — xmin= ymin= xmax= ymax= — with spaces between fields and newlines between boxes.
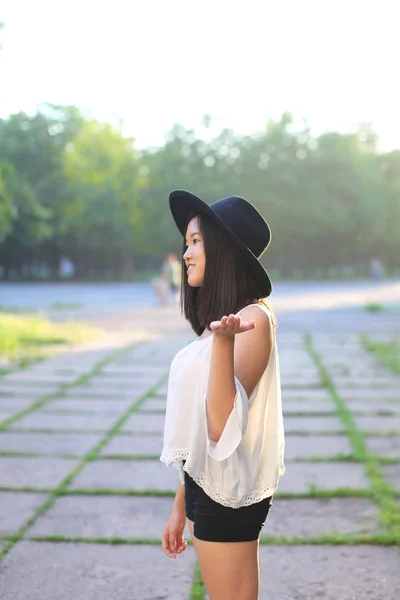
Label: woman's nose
xmin=183 ymin=247 xmax=190 ymax=260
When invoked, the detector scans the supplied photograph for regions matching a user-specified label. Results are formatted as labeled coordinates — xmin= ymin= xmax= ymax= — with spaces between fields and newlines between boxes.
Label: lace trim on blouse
xmin=184 ymin=459 xmax=278 ymax=508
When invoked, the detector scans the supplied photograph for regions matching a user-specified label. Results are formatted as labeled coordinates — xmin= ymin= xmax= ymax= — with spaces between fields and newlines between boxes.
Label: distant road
xmin=1 ymin=279 xmax=399 ymax=313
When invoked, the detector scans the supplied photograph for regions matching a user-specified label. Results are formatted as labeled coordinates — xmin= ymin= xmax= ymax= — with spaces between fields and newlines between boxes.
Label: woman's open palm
xmin=210 ymin=314 xmax=256 ymax=337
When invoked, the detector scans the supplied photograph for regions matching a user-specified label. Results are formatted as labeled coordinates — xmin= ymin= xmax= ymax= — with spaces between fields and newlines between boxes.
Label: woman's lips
xmin=187 ymin=265 xmax=194 ymax=273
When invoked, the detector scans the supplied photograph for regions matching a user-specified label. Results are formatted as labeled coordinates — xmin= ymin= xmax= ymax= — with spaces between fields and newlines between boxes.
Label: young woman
xmin=160 ymin=190 xmax=285 ymax=600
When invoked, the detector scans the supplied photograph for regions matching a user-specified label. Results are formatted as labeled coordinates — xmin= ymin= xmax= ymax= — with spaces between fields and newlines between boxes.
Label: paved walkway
xmin=0 ymin=304 xmax=399 ymax=599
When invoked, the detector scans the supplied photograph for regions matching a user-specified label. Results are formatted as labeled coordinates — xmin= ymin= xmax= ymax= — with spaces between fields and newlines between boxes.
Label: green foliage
xmin=361 ymin=335 xmax=400 ymax=375
xmin=365 ymin=302 xmax=385 ymax=312
xmin=0 ymin=108 xmax=399 ymax=279
xmin=0 ymin=311 xmax=99 ymax=370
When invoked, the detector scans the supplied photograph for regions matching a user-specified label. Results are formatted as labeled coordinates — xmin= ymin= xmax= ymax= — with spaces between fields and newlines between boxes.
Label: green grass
xmin=365 ymin=302 xmax=385 ymax=312
xmin=0 ymin=311 xmax=100 ymax=372
xmin=62 ymin=488 xmax=175 ymax=497
xmin=189 ymin=563 xmax=206 ymax=600
xmin=361 ymin=335 xmax=400 ymax=375
xmin=259 ymin=533 xmax=399 ymax=546
xmin=306 ymin=334 xmax=400 ymax=538
xmin=50 ymin=302 xmax=84 ymax=310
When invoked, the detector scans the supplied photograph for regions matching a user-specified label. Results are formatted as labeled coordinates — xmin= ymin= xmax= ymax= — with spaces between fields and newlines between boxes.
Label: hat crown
xmin=210 ymin=196 xmax=270 ymax=258
xmin=168 ymin=189 xmax=272 ymax=296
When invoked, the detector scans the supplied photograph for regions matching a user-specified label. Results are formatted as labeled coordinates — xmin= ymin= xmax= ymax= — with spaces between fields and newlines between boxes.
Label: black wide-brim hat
xmin=169 ymin=190 xmax=272 ymax=296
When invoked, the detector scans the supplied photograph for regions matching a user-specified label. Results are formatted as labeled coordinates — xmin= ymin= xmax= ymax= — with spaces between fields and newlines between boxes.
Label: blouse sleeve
xmin=204 ymin=376 xmax=249 ymax=462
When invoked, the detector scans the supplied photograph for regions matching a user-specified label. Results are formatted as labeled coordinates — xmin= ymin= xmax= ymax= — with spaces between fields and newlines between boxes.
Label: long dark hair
xmin=180 ymin=212 xmax=275 ymax=336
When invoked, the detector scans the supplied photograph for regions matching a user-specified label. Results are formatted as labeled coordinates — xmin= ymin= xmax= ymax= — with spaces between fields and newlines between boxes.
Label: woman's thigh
xmin=188 ymin=519 xmax=260 ymax=600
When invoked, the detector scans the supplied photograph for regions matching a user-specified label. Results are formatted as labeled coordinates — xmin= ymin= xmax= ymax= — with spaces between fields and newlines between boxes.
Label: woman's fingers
xmin=162 ymin=530 xmax=177 ymax=559
xmin=162 ymin=528 xmax=187 ymax=559
xmin=211 ymin=315 xmax=255 ymax=334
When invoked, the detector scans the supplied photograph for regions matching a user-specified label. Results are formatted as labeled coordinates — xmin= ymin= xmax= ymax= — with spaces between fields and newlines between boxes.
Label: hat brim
xmin=169 ymin=190 xmax=272 ymax=296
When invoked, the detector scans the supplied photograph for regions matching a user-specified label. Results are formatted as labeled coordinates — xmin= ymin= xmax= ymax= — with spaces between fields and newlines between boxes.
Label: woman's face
xmin=183 ymin=216 xmax=205 ymax=287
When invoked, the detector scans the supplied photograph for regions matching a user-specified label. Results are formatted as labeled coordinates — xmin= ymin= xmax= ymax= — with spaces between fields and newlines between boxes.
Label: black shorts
xmin=184 ymin=471 xmax=273 ymax=543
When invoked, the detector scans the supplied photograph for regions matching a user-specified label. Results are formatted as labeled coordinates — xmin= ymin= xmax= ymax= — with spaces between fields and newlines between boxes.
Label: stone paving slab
xmin=29 ymin=495 xmax=381 ymax=541
xmin=0 ymin=383 xmax=60 ymax=396
xmin=0 ymin=456 xmax=79 ymax=488
xmin=0 ymin=385 xmax=58 ymax=399
xmin=0 ymin=431 xmax=103 ymax=456
xmin=100 ymin=434 xmax=162 ymax=456
xmin=120 ymin=413 xmax=165 ymax=433
xmin=88 ymin=376 xmax=159 ymax=388
xmin=65 ymin=386 xmax=148 ymax=399
xmin=353 ymin=415 xmax=400 ymax=432
xmin=364 ymin=436 xmax=400 ymax=459
xmin=281 ymin=389 xmax=332 ymax=401
xmin=153 ymin=387 xmax=168 ymax=397
xmin=348 ymin=401 xmax=400 ymax=414
xmin=263 ymin=497 xmax=381 ymax=537
xmin=29 ymin=495 xmax=189 ymax=539
xmin=0 ymin=397 xmax=37 ymax=411
xmin=0 ymin=491 xmax=47 ymax=534
xmin=281 ymin=377 xmax=323 ymax=388
xmin=282 ymin=382 xmax=324 ymax=390
xmin=329 ymin=366 xmax=391 ymax=376
xmin=43 ymin=398 xmax=133 ymax=413
xmin=139 ymin=398 xmax=167 ymax=411
xmin=0 ymin=411 xmax=13 ymax=423
xmin=0 ymin=541 xmax=196 ymax=600
xmin=382 ymin=464 xmax=400 ymax=490
xmin=277 ymin=462 xmax=369 ymax=493
xmin=8 ymin=412 xmax=119 ymax=432
xmin=25 ymin=365 xmax=88 ymax=375
xmin=334 ymin=376 xmax=400 ymax=388
xmin=340 ymin=388 xmax=400 ymax=400
xmin=282 ymin=400 xmax=336 ymax=414
xmin=258 ymin=545 xmax=400 ymax=599
xmin=69 ymin=459 xmax=179 ymax=491
xmin=285 ymin=435 xmax=352 ymax=459
xmin=279 ymin=367 xmax=321 ymax=376
xmin=284 ymin=416 xmax=344 ymax=433
xmin=100 ymin=365 xmax=167 ymax=375
xmin=93 ymin=372 xmax=166 ymax=383
xmin=3 ymin=372 xmax=78 ymax=384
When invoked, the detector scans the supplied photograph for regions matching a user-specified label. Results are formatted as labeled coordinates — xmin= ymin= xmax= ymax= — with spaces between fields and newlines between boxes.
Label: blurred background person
xmin=369 ymin=257 xmax=385 ymax=281
xmin=161 ymin=252 xmax=182 ymax=307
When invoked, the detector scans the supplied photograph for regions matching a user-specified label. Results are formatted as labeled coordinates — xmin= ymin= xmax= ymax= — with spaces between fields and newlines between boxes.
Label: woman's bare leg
xmin=188 ymin=519 xmax=260 ymax=600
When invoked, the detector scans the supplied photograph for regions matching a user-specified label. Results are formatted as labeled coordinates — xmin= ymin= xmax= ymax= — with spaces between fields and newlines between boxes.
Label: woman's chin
xmin=187 ymin=276 xmax=203 ymax=288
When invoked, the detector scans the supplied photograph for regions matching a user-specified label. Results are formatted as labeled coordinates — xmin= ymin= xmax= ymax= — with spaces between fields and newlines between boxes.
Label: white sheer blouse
xmin=160 ymin=302 xmax=285 ymax=508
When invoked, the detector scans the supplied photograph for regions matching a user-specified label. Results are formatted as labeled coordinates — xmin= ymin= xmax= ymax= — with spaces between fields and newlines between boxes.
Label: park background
xmin=0 ymin=2 xmax=400 ymax=599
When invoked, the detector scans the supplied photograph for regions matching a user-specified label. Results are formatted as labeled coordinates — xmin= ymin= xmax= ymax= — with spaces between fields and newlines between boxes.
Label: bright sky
xmin=1 ymin=0 xmax=399 ymax=151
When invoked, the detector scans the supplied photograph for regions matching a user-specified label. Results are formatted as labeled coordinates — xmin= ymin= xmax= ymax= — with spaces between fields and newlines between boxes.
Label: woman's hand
xmin=161 ymin=510 xmax=188 ymax=559
xmin=210 ymin=314 xmax=256 ymax=337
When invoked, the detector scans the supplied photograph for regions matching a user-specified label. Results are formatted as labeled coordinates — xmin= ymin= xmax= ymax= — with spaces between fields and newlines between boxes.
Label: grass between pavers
xmin=6 ymin=428 xmax=164 ymax=436
xmin=62 ymin=489 xmax=176 ymax=497
xmin=5 ymin=450 xmax=396 ymax=466
xmin=0 ymin=486 xmax=55 ymax=494
xmin=258 ymin=533 xmax=399 ymax=546
xmin=287 ymin=430 xmax=400 ymax=438
xmin=361 ymin=335 xmax=400 ymax=375
xmin=4 ymin=532 xmax=395 ymax=547
xmin=0 ymin=342 xmax=167 ymax=561
xmin=305 ymin=334 xmax=400 ymax=539
xmin=3 ymin=450 xmax=397 ymax=465
xmin=0 ymin=486 xmax=373 ymax=499
xmin=0 ymin=451 xmax=82 ymax=459
xmin=0 ymin=311 xmax=100 ymax=374
xmin=189 ymin=563 xmax=206 ymax=600
xmin=0 ymin=340 xmax=148 ymax=431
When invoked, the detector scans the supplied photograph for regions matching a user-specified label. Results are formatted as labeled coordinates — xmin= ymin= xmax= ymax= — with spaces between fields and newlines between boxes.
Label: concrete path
xmin=0 ymin=302 xmax=399 ymax=599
